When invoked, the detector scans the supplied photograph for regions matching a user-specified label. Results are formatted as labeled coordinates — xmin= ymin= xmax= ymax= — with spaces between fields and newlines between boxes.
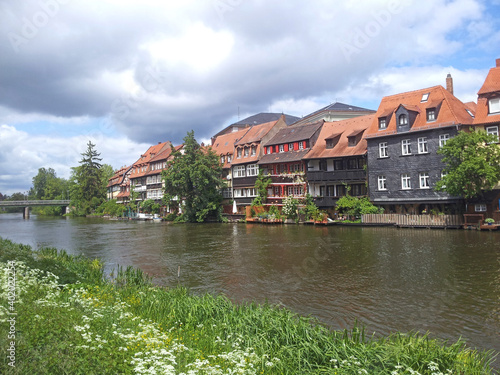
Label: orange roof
xmin=235 ymin=120 xmax=277 ymax=145
xmin=130 ymin=142 xmax=171 ymax=179
xmin=304 ymin=115 xmax=374 ymax=159
xmin=365 ymin=85 xmax=475 ymax=138
xmin=474 ymin=63 xmax=500 ymax=125
xmin=107 ymin=165 xmax=132 ymax=187
xmin=210 ymin=128 xmax=249 ymax=168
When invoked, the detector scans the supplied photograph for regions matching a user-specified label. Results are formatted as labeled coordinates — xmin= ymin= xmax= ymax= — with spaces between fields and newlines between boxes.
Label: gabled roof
xmin=365 ymin=85 xmax=475 ymax=138
xmin=258 ymin=149 xmax=310 ymax=164
xmin=235 ymin=120 xmax=277 ymax=146
xmin=233 ymin=112 xmax=300 ymax=126
xmin=107 ymin=165 xmax=132 ymax=187
xmin=264 ymin=121 xmax=324 ymax=146
xmin=304 ymin=115 xmax=374 ymax=159
xmin=293 ymin=101 xmax=375 ymax=126
xmin=210 ymin=128 xmax=249 ymax=169
xmin=474 ymin=61 xmax=500 ymax=125
xmin=130 ymin=142 xmax=171 ymax=179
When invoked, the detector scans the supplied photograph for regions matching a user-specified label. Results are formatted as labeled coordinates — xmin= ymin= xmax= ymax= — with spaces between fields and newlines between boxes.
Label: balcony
xmin=306 ymin=170 xmax=366 ymax=182
xmin=268 ymin=173 xmax=306 ymax=185
xmin=133 ymin=185 xmax=147 ymax=192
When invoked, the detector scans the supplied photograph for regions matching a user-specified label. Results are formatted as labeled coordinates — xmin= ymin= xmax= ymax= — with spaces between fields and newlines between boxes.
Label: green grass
xmin=0 ymin=237 xmax=496 ymax=374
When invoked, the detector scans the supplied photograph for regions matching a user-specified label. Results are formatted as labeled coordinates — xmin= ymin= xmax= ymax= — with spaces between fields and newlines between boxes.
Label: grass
xmin=0 ymin=237 xmax=497 ymax=374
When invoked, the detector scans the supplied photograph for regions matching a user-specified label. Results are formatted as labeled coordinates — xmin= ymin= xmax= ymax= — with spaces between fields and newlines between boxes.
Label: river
xmin=0 ymin=213 xmax=499 ymax=357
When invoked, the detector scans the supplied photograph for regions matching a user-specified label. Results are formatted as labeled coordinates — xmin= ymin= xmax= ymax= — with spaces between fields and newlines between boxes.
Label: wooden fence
xmin=362 ymin=214 xmax=464 ymax=228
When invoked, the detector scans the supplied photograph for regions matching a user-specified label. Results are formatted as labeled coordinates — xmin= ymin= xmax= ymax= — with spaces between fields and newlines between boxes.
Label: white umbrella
xmin=232 ymin=200 xmax=237 ymax=214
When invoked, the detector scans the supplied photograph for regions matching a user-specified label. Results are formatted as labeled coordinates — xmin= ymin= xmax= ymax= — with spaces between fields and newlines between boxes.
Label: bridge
xmin=0 ymin=200 xmax=71 ymax=219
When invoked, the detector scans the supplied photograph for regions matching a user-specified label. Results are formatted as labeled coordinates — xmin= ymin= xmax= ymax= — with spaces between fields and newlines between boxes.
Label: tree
xmin=335 ymin=195 xmax=380 ymax=219
xmin=70 ymin=141 xmax=107 ymax=215
xmin=162 ymin=131 xmax=224 ymax=222
xmin=252 ymin=169 xmax=272 ymax=206
xmin=32 ymin=167 xmax=57 ymax=200
xmin=435 ymin=130 xmax=500 ymax=199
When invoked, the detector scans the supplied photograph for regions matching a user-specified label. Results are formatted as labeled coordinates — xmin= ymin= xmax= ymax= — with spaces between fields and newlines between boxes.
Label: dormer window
xmin=489 ymin=98 xmax=500 ymax=114
xmin=279 ymin=144 xmax=284 ymax=153
xmin=426 ymin=108 xmax=436 ymax=122
xmin=378 ymin=118 xmax=387 ymax=129
xmin=251 ymin=146 xmax=256 ymax=156
xmin=326 ymin=139 xmax=334 ymax=149
xmin=244 ymin=147 xmax=249 ymax=157
xmin=288 ymin=143 xmax=294 ymax=151
xmin=421 ymin=93 xmax=429 ymax=102
xmin=237 ymin=148 xmax=242 ymax=158
xmin=399 ymin=114 xmax=408 ymax=126
xmin=347 ymin=136 xmax=356 ymax=147
xmin=221 ymin=156 xmax=225 ymax=164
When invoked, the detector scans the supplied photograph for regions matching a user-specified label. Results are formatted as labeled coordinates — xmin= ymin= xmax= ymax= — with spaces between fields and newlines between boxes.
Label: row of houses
xmin=108 ymin=59 xmax=500 ymax=220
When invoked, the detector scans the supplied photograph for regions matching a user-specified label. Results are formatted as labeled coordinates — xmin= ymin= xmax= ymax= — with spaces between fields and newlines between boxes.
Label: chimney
xmin=496 ymin=58 xmax=500 ymax=67
xmin=446 ymin=73 xmax=454 ymax=95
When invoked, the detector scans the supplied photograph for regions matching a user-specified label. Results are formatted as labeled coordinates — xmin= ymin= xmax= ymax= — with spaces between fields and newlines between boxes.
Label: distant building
xmin=292 ymin=102 xmax=375 ymax=127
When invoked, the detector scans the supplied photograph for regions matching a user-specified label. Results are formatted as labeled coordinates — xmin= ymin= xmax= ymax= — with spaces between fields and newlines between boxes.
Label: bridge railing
xmin=0 ymin=200 xmax=70 ymax=207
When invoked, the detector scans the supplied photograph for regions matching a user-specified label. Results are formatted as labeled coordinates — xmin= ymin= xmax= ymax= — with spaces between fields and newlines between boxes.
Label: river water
xmin=0 ymin=214 xmax=499 ymax=357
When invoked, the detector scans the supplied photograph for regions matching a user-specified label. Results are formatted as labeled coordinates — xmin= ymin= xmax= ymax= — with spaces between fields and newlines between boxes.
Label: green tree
xmin=252 ymin=169 xmax=272 ymax=206
xmin=162 ymin=131 xmax=224 ymax=222
xmin=335 ymin=195 xmax=380 ymax=219
xmin=435 ymin=130 xmax=500 ymax=199
xmin=32 ymin=167 xmax=57 ymax=200
xmin=70 ymin=141 xmax=106 ymax=215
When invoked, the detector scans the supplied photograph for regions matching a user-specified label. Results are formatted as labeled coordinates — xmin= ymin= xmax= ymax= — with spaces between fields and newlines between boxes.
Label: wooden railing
xmin=362 ymin=214 xmax=464 ymax=227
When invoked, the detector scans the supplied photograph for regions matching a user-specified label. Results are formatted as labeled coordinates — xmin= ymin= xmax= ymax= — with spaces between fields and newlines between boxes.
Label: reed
xmin=0 ymin=237 xmax=496 ymax=374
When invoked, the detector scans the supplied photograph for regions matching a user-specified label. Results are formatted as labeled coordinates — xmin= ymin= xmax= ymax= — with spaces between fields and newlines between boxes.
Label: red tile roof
xmin=130 ymin=142 xmax=171 ymax=179
xmin=474 ymin=63 xmax=500 ymax=125
xmin=304 ymin=114 xmax=374 ymax=159
xmin=365 ymin=86 xmax=475 ymax=138
xmin=210 ymin=128 xmax=249 ymax=169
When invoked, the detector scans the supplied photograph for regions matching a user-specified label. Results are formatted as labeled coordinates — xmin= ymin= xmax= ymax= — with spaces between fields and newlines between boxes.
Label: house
xmin=292 ymin=102 xmax=375 ymax=127
xmin=210 ymin=128 xmax=249 ymax=201
xmin=257 ymin=121 xmax=324 ymax=205
xmin=364 ymin=77 xmax=475 ymax=215
xmin=211 ymin=112 xmax=300 ymax=142
xmin=304 ymin=115 xmax=374 ymax=211
xmin=466 ymin=58 xmax=500 ymax=221
xmin=129 ymin=142 xmax=171 ymax=203
xmin=230 ymin=115 xmax=288 ymax=210
xmin=107 ymin=165 xmax=132 ymax=201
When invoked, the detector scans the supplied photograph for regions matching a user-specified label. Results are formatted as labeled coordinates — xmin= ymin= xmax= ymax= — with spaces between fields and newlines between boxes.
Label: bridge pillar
xmin=23 ymin=207 xmax=30 ymax=219
xmin=65 ymin=206 xmax=70 ymax=215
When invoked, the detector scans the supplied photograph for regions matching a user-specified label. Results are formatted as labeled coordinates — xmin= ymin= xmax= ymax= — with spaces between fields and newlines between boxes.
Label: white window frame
xmin=419 ymin=172 xmax=430 ymax=189
xmin=246 ymin=164 xmax=259 ymax=177
xmin=488 ymin=98 xmax=500 ymax=114
xmin=279 ymin=144 xmax=284 ymax=153
xmin=233 ymin=165 xmax=246 ymax=178
xmin=401 ymin=174 xmax=411 ymax=190
xmin=377 ymin=175 xmax=387 ymax=191
xmin=417 ymin=137 xmax=428 ymax=154
xmin=251 ymin=146 xmax=256 ymax=156
xmin=475 ymin=203 xmax=487 ymax=212
xmin=379 ymin=118 xmax=387 ymax=129
xmin=244 ymin=147 xmax=249 ymax=157
xmin=401 ymin=139 xmax=411 ymax=155
xmin=439 ymin=134 xmax=449 ymax=147
xmin=236 ymin=148 xmax=242 ymax=159
xmin=486 ymin=126 xmax=499 ymax=141
xmin=379 ymin=142 xmax=388 ymax=158
xmin=288 ymin=143 xmax=294 ymax=151
xmin=427 ymin=109 xmax=435 ymax=122
xmin=298 ymin=142 xmax=304 ymax=150
xmin=399 ymin=114 xmax=408 ymax=126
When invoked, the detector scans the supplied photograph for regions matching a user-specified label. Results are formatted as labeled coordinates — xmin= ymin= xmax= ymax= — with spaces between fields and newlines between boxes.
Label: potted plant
xmin=485 ymin=218 xmax=495 ymax=225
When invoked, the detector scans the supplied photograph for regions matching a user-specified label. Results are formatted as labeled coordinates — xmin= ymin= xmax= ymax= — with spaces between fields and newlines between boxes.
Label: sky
xmin=1 ymin=0 xmax=500 ymax=195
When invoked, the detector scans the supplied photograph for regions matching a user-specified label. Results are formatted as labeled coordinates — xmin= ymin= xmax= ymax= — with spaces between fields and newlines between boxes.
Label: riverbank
xmin=0 ymin=237 xmax=497 ymax=374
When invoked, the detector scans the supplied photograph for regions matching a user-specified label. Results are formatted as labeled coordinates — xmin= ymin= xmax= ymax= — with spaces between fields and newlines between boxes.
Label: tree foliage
xmin=30 ymin=167 xmax=70 ymax=215
xmin=435 ymin=130 xmax=500 ymax=199
xmin=162 ymin=131 xmax=224 ymax=222
xmin=70 ymin=141 xmax=107 ymax=215
xmin=335 ymin=195 xmax=380 ymax=218
xmin=254 ymin=169 xmax=272 ymax=203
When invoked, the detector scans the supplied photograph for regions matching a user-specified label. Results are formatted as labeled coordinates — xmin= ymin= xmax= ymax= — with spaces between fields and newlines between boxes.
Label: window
xmin=298 ymin=142 xmax=304 ymax=150
xmin=289 ymin=143 xmax=294 ymax=151
xmin=244 ymin=147 xmax=249 ymax=157
xmin=399 ymin=114 xmax=408 ymax=126
xmin=233 ymin=189 xmax=245 ymax=198
xmin=488 ymin=98 xmax=500 ymax=114
xmin=378 ymin=118 xmax=387 ymax=129
xmin=401 ymin=174 xmax=411 ymax=190
xmin=237 ymin=148 xmax=242 ymax=159
xmin=419 ymin=172 xmax=430 ymax=189
xmin=280 ymin=164 xmax=288 ymax=173
xmin=401 ymin=139 xmax=411 ymax=155
xmin=227 ymin=155 xmax=232 ymax=163
xmin=233 ymin=165 xmax=246 ymax=178
xmin=221 ymin=156 xmax=225 ymax=164
xmin=246 ymin=188 xmax=257 ymax=197
xmin=377 ymin=175 xmax=387 ymax=191
xmin=421 ymin=93 xmax=429 ymax=102
xmin=334 ymin=160 xmax=344 ymax=170
xmin=347 ymin=158 xmax=358 ymax=169
xmin=475 ymin=204 xmax=487 ymax=212
xmin=426 ymin=109 xmax=435 ymax=121
xmin=439 ymin=134 xmax=449 ymax=147
xmin=251 ymin=146 xmax=256 ymax=156
xmin=486 ymin=126 xmax=499 ymax=141
xmin=417 ymin=137 xmax=428 ymax=154
xmin=246 ymin=164 xmax=259 ymax=176
xmin=379 ymin=142 xmax=388 ymax=158
xmin=326 ymin=139 xmax=334 ymax=149
xmin=279 ymin=144 xmax=284 ymax=153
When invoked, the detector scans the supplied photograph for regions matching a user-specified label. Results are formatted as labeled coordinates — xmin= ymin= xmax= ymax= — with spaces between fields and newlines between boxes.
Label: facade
xmin=304 ymin=115 xmax=374 ymax=210
xmin=467 ymin=59 xmax=500 ymax=220
xmin=292 ymin=102 xmax=375 ymax=127
xmin=107 ymin=165 xmax=132 ymax=201
xmin=230 ymin=116 xmax=288 ymax=210
xmin=365 ymin=82 xmax=475 ymax=214
xmin=210 ymin=128 xmax=250 ymax=200
xmin=258 ymin=121 xmax=324 ymax=205
xmin=129 ymin=142 xmax=171 ymax=203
